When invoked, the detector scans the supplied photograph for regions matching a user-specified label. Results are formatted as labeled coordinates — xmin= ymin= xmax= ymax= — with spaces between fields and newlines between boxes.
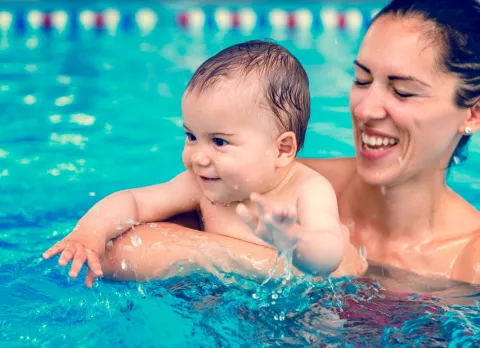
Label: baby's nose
xmin=192 ymin=150 xmax=211 ymax=167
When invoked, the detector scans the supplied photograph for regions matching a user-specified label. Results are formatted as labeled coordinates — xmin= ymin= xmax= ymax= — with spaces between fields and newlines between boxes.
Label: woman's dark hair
xmin=373 ymin=0 xmax=480 ymax=167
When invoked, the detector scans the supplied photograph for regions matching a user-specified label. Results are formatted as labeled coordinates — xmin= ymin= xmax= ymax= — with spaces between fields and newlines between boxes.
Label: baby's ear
xmin=275 ymin=131 xmax=297 ymax=167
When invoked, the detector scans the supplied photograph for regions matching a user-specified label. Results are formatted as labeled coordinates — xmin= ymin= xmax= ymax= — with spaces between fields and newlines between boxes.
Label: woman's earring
xmin=464 ymin=126 xmax=472 ymax=135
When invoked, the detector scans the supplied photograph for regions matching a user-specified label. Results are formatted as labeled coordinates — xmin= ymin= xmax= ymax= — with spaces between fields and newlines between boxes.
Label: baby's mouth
xmin=361 ymin=131 xmax=399 ymax=152
xmin=199 ymin=176 xmax=220 ymax=181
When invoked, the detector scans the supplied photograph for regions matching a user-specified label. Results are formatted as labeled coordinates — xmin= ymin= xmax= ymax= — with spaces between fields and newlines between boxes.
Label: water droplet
xmin=137 ymin=284 xmax=146 ymax=297
xmin=149 ymin=223 xmax=157 ymax=228
xmin=126 ymin=217 xmax=135 ymax=225
xmin=359 ymin=245 xmax=367 ymax=262
xmin=106 ymin=240 xmax=113 ymax=249
xmin=130 ymin=232 xmax=142 ymax=247
xmin=271 ymin=293 xmax=279 ymax=300
xmin=252 ymin=293 xmax=259 ymax=300
xmin=121 ymin=259 xmax=130 ymax=271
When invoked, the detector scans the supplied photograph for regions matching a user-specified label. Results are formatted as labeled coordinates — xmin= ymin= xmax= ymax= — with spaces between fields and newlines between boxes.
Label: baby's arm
xmin=293 ymin=176 xmax=345 ymax=276
xmin=236 ymin=175 xmax=345 ymax=277
xmin=43 ymin=170 xmax=200 ymax=286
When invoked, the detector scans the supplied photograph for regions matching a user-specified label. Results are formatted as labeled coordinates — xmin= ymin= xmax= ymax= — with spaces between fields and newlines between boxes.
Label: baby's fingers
xmin=69 ymin=247 xmax=87 ymax=279
xmin=236 ymin=203 xmax=257 ymax=231
xmin=250 ymin=192 xmax=267 ymax=216
xmin=86 ymin=250 xmax=103 ymax=277
xmin=58 ymin=243 xmax=76 ymax=267
xmin=42 ymin=240 xmax=67 ymax=260
xmin=272 ymin=206 xmax=297 ymax=225
xmin=85 ymin=268 xmax=97 ymax=288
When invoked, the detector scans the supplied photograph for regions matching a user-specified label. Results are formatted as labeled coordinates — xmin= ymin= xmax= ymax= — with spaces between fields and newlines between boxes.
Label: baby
xmin=43 ymin=40 xmax=346 ymax=287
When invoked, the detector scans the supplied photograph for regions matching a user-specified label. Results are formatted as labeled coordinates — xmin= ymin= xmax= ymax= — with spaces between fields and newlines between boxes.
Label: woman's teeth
xmin=361 ymin=132 xmax=398 ymax=151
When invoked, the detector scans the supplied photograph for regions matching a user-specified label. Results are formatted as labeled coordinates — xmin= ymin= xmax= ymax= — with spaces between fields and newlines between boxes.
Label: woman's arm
xmin=101 ymin=222 xmax=282 ymax=283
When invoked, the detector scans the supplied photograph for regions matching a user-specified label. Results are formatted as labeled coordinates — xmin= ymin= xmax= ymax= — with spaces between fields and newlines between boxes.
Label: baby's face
xmin=181 ymin=77 xmax=280 ymax=204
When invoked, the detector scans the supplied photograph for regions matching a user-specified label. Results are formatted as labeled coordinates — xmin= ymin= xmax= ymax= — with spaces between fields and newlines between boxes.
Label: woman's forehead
xmin=357 ymin=16 xmax=443 ymax=77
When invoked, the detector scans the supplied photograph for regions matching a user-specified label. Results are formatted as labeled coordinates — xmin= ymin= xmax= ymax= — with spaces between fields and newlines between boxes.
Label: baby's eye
xmin=185 ymin=132 xmax=196 ymax=141
xmin=212 ymin=137 xmax=228 ymax=147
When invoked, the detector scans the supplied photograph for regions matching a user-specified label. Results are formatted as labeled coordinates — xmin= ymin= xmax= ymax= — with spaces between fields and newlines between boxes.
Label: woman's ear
xmin=460 ymin=99 xmax=480 ymax=135
xmin=275 ymin=131 xmax=297 ymax=168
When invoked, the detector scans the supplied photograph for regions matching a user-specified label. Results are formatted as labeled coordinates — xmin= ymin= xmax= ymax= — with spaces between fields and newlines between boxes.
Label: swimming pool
xmin=0 ymin=1 xmax=479 ymax=346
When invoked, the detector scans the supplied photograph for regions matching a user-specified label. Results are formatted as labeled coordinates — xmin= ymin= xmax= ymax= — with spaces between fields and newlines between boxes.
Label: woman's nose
xmin=353 ymin=86 xmax=387 ymax=123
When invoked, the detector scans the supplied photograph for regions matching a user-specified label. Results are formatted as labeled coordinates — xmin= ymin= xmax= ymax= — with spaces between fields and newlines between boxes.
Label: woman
xmin=102 ymin=0 xmax=480 ymax=286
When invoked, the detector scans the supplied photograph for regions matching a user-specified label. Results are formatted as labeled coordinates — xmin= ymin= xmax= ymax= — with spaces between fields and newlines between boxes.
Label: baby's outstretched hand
xmin=43 ymin=230 xmax=105 ymax=288
xmin=236 ymin=192 xmax=299 ymax=252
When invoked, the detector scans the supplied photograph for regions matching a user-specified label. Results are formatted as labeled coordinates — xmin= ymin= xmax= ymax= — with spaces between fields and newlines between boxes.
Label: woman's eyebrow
xmin=354 ymin=60 xmax=370 ymax=74
xmin=388 ymin=75 xmax=432 ymax=88
xmin=354 ymin=60 xmax=432 ymax=88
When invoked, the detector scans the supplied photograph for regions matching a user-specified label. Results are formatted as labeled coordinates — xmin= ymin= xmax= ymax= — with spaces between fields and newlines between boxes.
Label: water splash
xmin=121 ymin=259 xmax=131 ymax=271
xmin=380 ymin=185 xmax=386 ymax=196
xmin=130 ymin=232 xmax=142 ymax=247
xmin=359 ymin=245 xmax=367 ymax=262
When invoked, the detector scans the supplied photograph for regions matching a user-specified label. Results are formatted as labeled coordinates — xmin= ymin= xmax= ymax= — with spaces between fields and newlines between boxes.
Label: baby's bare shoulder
xmin=294 ymin=162 xmax=336 ymax=190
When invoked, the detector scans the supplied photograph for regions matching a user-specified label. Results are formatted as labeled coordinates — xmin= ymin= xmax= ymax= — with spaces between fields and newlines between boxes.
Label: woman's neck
xmin=345 ymin=169 xmax=451 ymax=244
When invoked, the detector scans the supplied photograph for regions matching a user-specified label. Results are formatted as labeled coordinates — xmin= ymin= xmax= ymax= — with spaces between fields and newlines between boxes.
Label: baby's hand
xmin=43 ymin=229 xmax=105 ymax=288
xmin=236 ymin=192 xmax=299 ymax=252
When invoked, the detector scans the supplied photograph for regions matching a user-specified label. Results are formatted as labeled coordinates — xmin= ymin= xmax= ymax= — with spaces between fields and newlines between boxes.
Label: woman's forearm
xmin=101 ymin=223 xmax=285 ymax=283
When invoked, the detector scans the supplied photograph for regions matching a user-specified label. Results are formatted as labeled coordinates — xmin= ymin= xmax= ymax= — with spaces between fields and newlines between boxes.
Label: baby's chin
xmin=205 ymin=193 xmax=248 ymax=207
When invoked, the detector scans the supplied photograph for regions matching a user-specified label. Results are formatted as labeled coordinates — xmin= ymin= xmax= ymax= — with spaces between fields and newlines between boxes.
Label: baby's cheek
xmin=181 ymin=148 xmax=191 ymax=169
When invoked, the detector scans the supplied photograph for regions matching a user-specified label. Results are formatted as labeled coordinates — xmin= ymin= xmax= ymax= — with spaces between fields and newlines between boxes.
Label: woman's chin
xmin=356 ymin=164 xmax=400 ymax=188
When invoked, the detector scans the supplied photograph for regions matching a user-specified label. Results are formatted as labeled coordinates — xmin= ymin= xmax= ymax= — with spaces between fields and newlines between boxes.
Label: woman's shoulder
xmin=450 ymin=192 xmax=480 ymax=283
xmin=297 ymin=157 xmax=357 ymax=195
xmin=451 ymin=228 xmax=480 ymax=284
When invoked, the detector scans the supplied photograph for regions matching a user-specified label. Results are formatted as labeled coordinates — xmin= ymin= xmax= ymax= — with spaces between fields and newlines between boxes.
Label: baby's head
xmin=181 ymin=40 xmax=310 ymax=204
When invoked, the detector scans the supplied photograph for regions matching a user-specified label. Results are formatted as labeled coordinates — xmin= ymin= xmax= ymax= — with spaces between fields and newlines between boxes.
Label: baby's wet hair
xmin=186 ymin=40 xmax=310 ymax=152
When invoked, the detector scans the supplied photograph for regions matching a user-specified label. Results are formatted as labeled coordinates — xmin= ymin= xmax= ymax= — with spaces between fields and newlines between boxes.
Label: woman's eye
xmin=393 ymin=89 xmax=416 ymax=99
xmin=353 ymin=79 xmax=371 ymax=87
xmin=185 ymin=132 xmax=196 ymax=141
xmin=212 ymin=137 xmax=228 ymax=146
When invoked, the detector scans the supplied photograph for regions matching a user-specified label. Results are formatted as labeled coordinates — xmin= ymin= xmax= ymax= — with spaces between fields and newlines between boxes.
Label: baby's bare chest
xmin=199 ymin=200 xmax=266 ymax=245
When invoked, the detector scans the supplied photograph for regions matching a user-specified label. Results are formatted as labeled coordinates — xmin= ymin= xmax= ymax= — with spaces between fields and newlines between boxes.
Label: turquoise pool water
xmin=0 ymin=2 xmax=479 ymax=347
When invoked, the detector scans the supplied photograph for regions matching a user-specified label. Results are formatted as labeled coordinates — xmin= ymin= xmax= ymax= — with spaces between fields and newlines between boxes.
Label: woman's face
xmin=349 ymin=15 xmax=471 ymax=187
